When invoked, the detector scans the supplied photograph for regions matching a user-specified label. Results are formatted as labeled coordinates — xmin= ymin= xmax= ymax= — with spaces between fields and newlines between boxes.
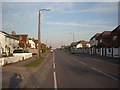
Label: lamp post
xmin=69 ymin=32 xmax=75 ymax=43
xmin=38 ymin=9 xmax=50 ymax=58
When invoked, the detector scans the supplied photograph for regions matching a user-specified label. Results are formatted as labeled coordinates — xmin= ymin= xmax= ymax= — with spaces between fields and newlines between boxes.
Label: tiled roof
xmin=0 ymin=31 xmax=19 ymax=40
xmin=78 ymin=40 xmax=90 ymax=44
xmin=101 ymin=31 xmax=111 ymax=35
xmin=90 ymin=33 xmax=101 ymax=40
xmin=111 ymin=25 xmax=120 ymax=33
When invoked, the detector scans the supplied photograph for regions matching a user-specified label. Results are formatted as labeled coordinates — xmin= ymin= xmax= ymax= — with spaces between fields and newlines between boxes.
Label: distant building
xmin=110 ymin=25 xmax=120 ymax=47
xmin=71 ymin=40 xmax=90 ymax=48
xmin=32 ymin=38 xmax=38 ymax=49
xmin=28 ymin=38 xmax=36 ymax=49
xmin=0 ymin=31 xmax=19 ymax=56
xmin=11 ymin=31 xmax=29 ymax=49
xmin=76 ymin=40 xmax=90 ymax=48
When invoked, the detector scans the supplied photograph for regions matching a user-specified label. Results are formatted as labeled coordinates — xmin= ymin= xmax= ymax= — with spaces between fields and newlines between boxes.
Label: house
xmin=110 ymin=25 xmax=120 ymax=47
xmin=28 ymin=38 xmax=36 ymax=49
xmin=0 ymin=31 xmax=19 ymax=56
xmin=90 ymin=33 xmax=101 ymax=47
xmin=70 ymin=40 xmax=90 ymax=53
xmin=71 ymin=40 xmax=90 ymax=48
xmin=76 ymin=40 xmax=90 ymax=48
xmin=97 ymin=31 xmax=112 ymax=47
xmin=0 ymin=43 xmax=2 ymax=58
xmin=11 ymin=31 xmax=29 ymax=49
xmin=32 ymin=38 xmax=38 ymax=49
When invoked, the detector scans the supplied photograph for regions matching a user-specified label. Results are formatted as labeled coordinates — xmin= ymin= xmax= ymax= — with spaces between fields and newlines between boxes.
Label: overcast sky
xmin=1 ymin=1 xmax=119 ymax=48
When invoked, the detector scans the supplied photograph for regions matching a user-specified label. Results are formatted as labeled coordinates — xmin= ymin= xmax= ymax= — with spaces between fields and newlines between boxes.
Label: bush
xmin=32 ymin=53 xmax=37 ymax=55
xmin=41 ymin=48 xmax=46 ymax=53
xmin=97 ymin=42 xmax=107 ymax=48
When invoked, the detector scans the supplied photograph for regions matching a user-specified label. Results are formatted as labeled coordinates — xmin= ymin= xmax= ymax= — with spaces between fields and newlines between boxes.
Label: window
xmin=113 ymin=36 xmax=117 ymax=41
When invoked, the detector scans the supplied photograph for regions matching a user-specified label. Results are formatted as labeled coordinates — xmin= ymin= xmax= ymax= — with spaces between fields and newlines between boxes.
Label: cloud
xmin=61 ymin=2 xmax=118 ymax=14
xmin=2 ymin=0 xmax=120 ymax=2
xmin=43 ymin=21 xmax=115 ymax=29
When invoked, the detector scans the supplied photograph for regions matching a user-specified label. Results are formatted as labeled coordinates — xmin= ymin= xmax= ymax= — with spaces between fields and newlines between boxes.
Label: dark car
xmin=13 ymin=49 xmax=29 ymax=53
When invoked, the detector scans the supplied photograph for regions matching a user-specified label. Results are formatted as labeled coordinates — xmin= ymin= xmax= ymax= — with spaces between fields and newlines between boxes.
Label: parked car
xmin=13 ymin=49 xmax=29 ymax=53
xmin=13 ymin=49 xmax=32 ymax=60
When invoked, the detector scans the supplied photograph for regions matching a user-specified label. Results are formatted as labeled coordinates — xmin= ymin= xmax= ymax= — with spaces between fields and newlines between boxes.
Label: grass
xmin=24 ymin=57 xmax=45 ymax=67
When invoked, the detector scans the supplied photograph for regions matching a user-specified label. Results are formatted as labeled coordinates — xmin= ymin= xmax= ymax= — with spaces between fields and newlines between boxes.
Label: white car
xmin=50 ymin=49 xmax=53 ymax=53
xmin=13 ymin=49 xmax=32 ymax=60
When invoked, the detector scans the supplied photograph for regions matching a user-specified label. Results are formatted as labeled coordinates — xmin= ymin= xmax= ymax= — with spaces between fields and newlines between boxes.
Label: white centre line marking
xmin=91 ymin=67 xmax=118 ymax=81
xmin=53 ymin=63 xmax=56 ymax=69
xmin=54 ymin=72 xmax=58 ymax=90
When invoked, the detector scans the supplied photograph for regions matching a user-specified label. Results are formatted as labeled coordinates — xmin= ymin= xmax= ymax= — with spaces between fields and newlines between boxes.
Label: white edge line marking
xmin=79 ymin=61 xmax=87 ymax=66
xmin=54 ymin=72 xmax=57 ymax=89
xmin=72 ymin=58 xmax=87 ymax=66
xmin=91 ymin=67 xmax=118 ymax=81
xmin=86 ymin=57 xmax=104 ymax=62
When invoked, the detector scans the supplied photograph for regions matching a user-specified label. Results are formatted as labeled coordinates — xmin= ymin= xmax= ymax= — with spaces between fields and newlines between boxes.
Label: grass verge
xmin=24 ymin=57 xmax=45 ymax=67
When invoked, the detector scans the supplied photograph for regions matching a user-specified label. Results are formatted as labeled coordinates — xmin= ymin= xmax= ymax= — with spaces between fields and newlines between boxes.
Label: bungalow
xmin=70 ymin=40 xmax=90 ymax=53
xmin=76 ymin=40 xmax=90 ymax=48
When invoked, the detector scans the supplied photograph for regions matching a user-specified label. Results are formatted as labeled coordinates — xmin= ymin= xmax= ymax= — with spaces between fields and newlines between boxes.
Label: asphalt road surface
xmin=2 ymin=50 xmax=119 ymax=88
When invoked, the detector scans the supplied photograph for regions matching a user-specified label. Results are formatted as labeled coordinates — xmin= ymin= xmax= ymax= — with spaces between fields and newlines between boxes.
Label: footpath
xmin=2 ymin=51 xmax=50 ymax=88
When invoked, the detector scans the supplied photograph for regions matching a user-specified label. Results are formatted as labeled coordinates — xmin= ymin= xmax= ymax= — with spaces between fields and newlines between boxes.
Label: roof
xmin=78 ymin=40 xmax=90 ymax=44
xmin=5 ymin=34 xmax=19 ymax=40
xmin=90 ymin=33 xmax=101 ymax=40
xmin=97 ymin=31 xmax=112 ymax=39
xmin=111 ymin=25 xmax=120 ymax=33
xmin=12 ymin=34 xmax=28 ymax=36
xmin=0 ymin=31 xmax=19 ymax=40
xmin=71 ymin=42 xmax=78 ymax=46
xmin=71 ymin=40 xmax=90 ymax=46
xmin=102 ymin=31 xmax=111 ymax=36
xmin=32 ymin=39 xmax=38 ymax=44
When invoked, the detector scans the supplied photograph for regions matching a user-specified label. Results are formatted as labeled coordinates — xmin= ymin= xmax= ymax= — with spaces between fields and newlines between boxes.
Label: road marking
xmin=79 ymin=61 xmax=87 ymax=66
xmin=53 ymin=63 xmax=56 ymax=69
xmin=86 ymin=57 xmax=104 ymax=62
xmin=53 ymin=52 xmax=55 ymax=62
xmin=72 ymin=58 xmax=87 ymax=66
xmin=91 ymin=67 xmax=118 ymax=81
xmin=54 ymin=72 xmax=58 ymax=90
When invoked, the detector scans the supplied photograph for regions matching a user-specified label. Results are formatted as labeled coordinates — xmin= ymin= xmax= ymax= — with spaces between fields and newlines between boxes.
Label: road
xmin=2 ymin=50 xmax=119 ymax=88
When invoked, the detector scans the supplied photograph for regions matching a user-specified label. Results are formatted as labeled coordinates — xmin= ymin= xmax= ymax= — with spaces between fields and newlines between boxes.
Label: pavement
xmin=2 ymin=50 xmax=119 ymax=88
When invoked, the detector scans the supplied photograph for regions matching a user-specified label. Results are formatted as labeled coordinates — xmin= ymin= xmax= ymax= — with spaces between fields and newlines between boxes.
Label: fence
xmin=71 ymin=47 xmax=120 ymax=58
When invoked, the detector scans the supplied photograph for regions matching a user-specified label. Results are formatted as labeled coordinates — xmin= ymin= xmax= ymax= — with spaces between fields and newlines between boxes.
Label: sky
xmin=1 ymin=1 xmax=119 ymax=48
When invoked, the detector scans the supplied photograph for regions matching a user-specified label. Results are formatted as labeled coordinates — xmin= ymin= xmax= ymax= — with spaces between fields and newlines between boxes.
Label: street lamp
xmin=38 ymin=9 xmax=50 ymax=58
xmin=69 ymin=32 xmax=75 ymax=43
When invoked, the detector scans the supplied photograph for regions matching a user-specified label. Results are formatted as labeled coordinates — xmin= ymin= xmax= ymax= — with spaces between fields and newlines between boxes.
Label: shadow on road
xmin=9 ymin=73 xmax=23 ymax=88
